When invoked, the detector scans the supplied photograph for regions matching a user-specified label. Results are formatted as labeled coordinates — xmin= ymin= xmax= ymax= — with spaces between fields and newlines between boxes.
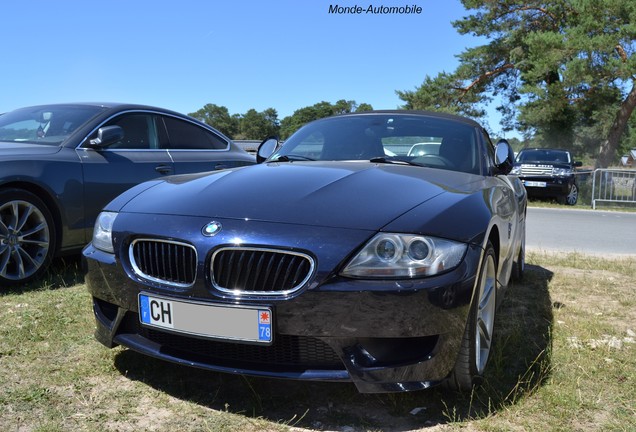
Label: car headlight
xmin=510 ymin=166 xmax=521 ymax=175
xmin=92 ymin=211 xmax=117 ymax=253
xmin=552 ymin=167 xmax=572 ymax=176
xmin=341 ymin=233 xmax=467 ymax=278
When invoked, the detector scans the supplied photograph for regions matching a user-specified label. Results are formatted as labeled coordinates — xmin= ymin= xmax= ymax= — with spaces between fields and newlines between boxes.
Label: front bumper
xmin=84 ymin=242 xmax=482 ymax=393
xmin=520 ymin=176 xmax=573 ymax=197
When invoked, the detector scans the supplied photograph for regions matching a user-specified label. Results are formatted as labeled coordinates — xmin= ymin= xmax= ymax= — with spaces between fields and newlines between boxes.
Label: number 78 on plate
xmin=258 ymin=310 xmax=272 ymax=341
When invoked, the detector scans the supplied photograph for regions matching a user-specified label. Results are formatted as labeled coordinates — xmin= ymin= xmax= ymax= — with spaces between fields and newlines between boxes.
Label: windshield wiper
xmin=369 ymin=157 xmax=424 ymax=167
xmin=271 ymin=154 xmax=316 ymax=162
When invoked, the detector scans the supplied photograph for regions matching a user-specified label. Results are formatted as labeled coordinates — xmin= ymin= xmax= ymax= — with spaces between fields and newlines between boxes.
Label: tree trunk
xmin=596 ymin=79 xmax=636 ymax=168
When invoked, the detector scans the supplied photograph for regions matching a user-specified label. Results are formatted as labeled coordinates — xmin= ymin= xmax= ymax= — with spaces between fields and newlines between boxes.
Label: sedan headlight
xmin=341 ymin=233 xmax=467 ymax=278
xmin=92 ymin=211 xmax=117 ymax=253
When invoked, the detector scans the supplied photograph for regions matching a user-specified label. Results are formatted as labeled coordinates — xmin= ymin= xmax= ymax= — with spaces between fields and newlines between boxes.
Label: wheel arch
xmin=0 ymin=181 xmax=63 ymax=255
xmin=487 ymin=224 xmax=500 ymax=265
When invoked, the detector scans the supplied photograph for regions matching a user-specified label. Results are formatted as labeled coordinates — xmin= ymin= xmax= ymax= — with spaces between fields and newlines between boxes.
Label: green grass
xmin=1 ymin=253 xmax=635 ymax=431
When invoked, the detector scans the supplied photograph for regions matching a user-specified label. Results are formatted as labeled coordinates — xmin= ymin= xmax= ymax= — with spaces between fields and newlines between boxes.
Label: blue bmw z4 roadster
xmin=83 ymin=110 xmax=526 ymax=393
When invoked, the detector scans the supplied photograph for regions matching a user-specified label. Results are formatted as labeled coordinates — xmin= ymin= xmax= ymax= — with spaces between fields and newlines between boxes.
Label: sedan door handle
xmin=214 ymin=164 xmax=229 ymax=170
xmin=155 ymin=165 xmax=173 ymax=175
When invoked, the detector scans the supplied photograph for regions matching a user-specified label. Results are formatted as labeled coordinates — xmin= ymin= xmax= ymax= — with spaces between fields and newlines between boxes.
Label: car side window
xmin=162 ymin=116 xmax=228 ymax=150
xmin=103 ymin=114 xmax=157 ymax=149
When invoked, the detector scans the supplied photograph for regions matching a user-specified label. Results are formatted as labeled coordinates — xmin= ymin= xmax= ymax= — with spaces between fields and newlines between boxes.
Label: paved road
xmin=526 ymin=207 xmax=636 ymax=256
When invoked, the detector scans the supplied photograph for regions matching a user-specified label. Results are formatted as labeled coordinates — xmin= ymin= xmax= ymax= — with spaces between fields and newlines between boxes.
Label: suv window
xmin=516 ymin=149 xmax=571 ymax=164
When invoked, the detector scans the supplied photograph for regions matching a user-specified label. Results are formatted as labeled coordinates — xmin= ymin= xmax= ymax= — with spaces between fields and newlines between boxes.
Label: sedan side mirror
xmin=88 ymin=125 xmax=124 ymax=148
xmin=494 ymin=139 xmax=515 ymax=175
xmin=257 ymin=136 xmax=280 ymax=163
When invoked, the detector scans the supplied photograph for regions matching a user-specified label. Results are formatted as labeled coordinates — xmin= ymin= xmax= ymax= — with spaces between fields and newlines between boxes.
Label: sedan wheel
xmin=446 ymin=242 xmax=497 ymax=391
xmin=0 ymin=190 xmax=55 ymax=286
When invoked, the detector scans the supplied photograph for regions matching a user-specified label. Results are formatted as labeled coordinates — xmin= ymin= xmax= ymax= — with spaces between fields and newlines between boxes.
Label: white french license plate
xmin=524 ymin=181 xmax=547 ymax=187
xmin=138 ymin=294 xmax=272 ymax=344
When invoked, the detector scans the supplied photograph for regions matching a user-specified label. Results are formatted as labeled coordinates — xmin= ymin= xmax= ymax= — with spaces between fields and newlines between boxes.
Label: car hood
xmin=0 ymin=141 xmax=62 ymax=158
xmin=117 ymin=162 xmax=479 ymax=230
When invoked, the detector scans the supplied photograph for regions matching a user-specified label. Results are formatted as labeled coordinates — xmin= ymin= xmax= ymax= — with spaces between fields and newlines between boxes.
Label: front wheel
xmin=445 ymin=242 xmax=497 ymax=391
xmin=0 ymin=189 xmax=56 ymax=286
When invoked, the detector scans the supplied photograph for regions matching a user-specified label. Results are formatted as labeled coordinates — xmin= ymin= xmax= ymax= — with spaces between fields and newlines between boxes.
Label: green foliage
xmin=188 ymin=105 xmax=280 ymax=140
xmin=396 ymin=72 xmax=488 ymax=120
xmin=236 ymin=108 xmax=280 ymax=140
xmin=188 ymin=100 xmax=374 ymax=141
xmin=188 ymin=103 xmax=239 ymax=138
xmin=356 ymin=103 xmax=373 ymax=112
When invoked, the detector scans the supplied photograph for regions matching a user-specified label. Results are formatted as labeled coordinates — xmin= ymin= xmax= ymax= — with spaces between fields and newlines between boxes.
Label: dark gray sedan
xmin=0 ymin=103 xmax=254 ymax=285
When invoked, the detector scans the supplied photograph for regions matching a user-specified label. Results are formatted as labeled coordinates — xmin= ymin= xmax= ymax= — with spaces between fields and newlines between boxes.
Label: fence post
xmin=591 ymin=169 xmax=598 ymax=209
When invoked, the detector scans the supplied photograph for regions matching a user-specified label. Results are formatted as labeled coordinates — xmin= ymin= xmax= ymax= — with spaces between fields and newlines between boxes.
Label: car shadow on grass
xmin=1 ymin=255 xmax=85 ymax=295
xmin=113 ymin=264 xmax=555 ymax=431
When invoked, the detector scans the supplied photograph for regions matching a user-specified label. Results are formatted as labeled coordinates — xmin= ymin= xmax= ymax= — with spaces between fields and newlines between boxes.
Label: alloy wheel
xmin=566 ymin=183 xmax=578 ymax=205
xmin=475 ymin=253 xmax=496 ymax=374
xmin=0 ymin=199 xmax=51 ymax=282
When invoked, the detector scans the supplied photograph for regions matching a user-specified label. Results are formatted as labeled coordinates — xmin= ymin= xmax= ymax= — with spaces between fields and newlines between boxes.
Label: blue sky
xmin=1 ymin=1 xmax=507 ymax=134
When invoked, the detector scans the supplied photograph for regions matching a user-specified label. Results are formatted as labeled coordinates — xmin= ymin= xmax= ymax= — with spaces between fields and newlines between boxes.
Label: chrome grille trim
xmin=519 ymin=164 xmax=552 ymax=176
xmin=129 ymin=239 xmax=197 ymax=288
xmin=211 ymin=247 xmax=314 ymax=296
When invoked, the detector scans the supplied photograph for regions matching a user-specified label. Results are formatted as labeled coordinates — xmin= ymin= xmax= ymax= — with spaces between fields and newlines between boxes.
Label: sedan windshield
xmin=271 ymin=114 xmax=481 ymax=174
xmin=0 ymin=105 xmax=104 ymax=146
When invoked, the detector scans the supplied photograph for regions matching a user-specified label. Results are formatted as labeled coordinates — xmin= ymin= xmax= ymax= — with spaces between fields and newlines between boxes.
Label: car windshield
xmin=271 ymin=114 xmax=481 ymax=174
xmin=0 ymin=105 xmax=104 ymax=146
xmin=516 ymin=149 xmax=571 ymax=164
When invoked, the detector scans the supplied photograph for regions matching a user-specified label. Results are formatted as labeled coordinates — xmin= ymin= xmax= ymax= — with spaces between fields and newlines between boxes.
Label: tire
xmin=565 ymin=183 xmax=578 ymax=206
xmin=0 ymin=189 xmax=56 ymax=286
xmin=445 ymin=242 xmax=497 ymax=391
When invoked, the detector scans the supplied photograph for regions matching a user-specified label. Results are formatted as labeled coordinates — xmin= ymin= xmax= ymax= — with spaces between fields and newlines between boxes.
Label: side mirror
xmin=257 ymin=136 xmax=279 ymax=163
xmin=574 ymin=161 xmax=583 ymax=168
xmin=88 ymin=125 xmax=124 ymax=148
xmin=494 ymin=139 xmax=514 ymax=175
